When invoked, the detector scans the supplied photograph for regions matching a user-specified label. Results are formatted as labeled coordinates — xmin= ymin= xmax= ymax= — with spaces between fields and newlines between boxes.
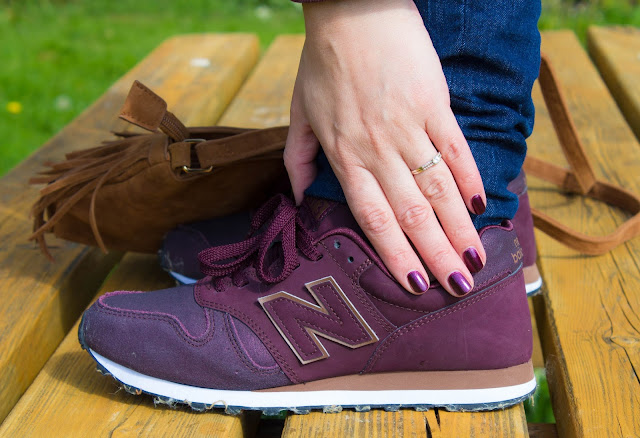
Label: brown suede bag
xmin=30 ymin=55 xmax=640 ymax=258
xmin=30 ymin=81 xmax=291 ymax=258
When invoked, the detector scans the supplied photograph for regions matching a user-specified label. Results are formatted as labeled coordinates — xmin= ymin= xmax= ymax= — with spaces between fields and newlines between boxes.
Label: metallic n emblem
xmin=258 ymin=276 xmax=378 ymax=364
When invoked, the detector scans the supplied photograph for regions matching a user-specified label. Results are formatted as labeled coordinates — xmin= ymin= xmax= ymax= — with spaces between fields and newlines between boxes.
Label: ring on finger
xmin=411 ymin=152 xmax=442 ymax=176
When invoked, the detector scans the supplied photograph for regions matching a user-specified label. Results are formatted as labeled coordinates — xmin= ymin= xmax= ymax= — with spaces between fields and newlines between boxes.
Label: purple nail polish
xmin=471 ymin=195 xmax=486 ymax=215
xmin=408 ymin=271 xmax=429 ymax=294
xmin=463 ymin=247 xmax=484 ymax=274
xmin=448 ymin=272 xmax=472 ymax=296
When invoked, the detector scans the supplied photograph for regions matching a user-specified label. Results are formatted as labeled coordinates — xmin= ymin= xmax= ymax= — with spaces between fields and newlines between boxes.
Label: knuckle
xmin=442 ymin=138 xmax=466 ymax=163
xmin=360 ymin=207 xmax=394 ymax=236
xmin=422 ymin=172 xmax=452 ymax=202
xmin=397 ymin=203 xmax=432 ymax=231
xmin=428 ymin=247 xmax=450 ymax=269
xmin=385 ymin=247 xmax=415 ymax=269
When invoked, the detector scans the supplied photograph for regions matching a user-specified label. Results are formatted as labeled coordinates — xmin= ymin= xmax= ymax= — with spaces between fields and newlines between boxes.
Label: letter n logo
xmin=258 ymin=276 xmax=378 ymax=364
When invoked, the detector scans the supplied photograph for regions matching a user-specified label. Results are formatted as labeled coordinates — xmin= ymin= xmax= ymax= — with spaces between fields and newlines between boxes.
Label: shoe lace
xmin=198 ymin=194 xmax=322 ymax=288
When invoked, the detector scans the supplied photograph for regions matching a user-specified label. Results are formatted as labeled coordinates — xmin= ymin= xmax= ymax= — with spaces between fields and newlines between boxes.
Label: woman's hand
xmin=284 ymin=0 xmax=487 ymax=297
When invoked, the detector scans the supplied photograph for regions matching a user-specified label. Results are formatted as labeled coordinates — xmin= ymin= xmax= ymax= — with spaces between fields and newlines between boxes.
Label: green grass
xmin=1 ymin=1 xmax=639 ymax=175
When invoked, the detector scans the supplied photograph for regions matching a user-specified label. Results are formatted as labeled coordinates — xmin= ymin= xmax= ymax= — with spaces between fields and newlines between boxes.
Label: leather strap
xmin=523 ymin=54 xmax=640 ymax=255
xmin=119 ymin=80 xmax=190 ymax=141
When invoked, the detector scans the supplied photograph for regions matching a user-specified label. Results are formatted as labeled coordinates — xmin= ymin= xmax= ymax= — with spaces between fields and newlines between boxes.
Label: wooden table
xmin=0 ymin=27 xmax=638 ymax=437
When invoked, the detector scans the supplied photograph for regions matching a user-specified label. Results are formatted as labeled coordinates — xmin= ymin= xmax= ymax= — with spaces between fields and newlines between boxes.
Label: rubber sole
xmin=88 ymin=349 xmax=536 ymax=415
xmin=524 ymin=264 xmax=543 ymax=296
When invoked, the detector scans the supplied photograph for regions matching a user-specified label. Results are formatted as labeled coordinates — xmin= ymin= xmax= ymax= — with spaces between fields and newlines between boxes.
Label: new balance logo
xmin=258 ymin=276 xmax=378 ymax=365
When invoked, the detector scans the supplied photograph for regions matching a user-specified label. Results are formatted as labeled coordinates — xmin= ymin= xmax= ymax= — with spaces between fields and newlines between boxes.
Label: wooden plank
xmin=0 ymin=255 xmax=258 ymax=437
xmin=528 ymin=30 xmax=640 ymax=438
xmin=0 ymin=35 xmax=299 ymax=437
xmin=283 ymin=406 xmax=529 ymax=438
xmin=0 ymin=33 xmax=259 ymax=424
xmin=587 ymin=26 xmax=640 ymax=140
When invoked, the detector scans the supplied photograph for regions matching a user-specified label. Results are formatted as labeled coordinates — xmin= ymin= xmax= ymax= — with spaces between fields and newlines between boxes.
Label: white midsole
xmin=91 ymin=350 xmax=536 ymax=408
xmin=525 ymin=276 xmax=543 ymax=295
xmin=169 ymin=271 xmax=198 ymax=285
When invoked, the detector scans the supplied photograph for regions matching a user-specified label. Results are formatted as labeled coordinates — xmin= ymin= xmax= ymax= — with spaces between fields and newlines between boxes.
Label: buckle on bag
xmin=180 ymin=139 xmax=213 ymax=174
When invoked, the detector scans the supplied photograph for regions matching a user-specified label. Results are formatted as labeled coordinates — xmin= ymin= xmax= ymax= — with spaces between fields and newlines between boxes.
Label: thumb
xmin=284 ymin=101 xmax=320 ymax=205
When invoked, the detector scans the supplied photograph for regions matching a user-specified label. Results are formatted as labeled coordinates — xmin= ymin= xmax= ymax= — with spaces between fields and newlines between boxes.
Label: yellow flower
xmin=6 ymin=101 xmax=22 ymax=114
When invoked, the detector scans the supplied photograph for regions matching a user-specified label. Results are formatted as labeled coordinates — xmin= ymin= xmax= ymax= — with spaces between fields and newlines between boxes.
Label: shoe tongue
xmin=299 ymin=196 xmax=363 ymax=238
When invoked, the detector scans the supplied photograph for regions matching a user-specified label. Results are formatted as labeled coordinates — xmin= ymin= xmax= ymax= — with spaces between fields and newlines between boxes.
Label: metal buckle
xmin=179 ymin=138 xmax=213 ymax=174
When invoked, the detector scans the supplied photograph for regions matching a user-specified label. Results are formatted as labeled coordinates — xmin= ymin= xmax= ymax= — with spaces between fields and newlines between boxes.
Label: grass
xmin=0 ymin=0 xmax=635 ymax=425
xmin=1 ymin=0 xmax=639 ymax=175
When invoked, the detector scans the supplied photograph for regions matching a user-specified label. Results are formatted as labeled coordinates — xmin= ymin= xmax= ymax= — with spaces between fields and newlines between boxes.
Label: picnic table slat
xmin=0 ymin=33 xmax=260 ymax=429
xmin=0 ymin=34 xmax=303 ymax=437
xmin=528 ymin=30 xmax=640 ymax=438
xmin=587 ymin=26 xmax=640 ymax=141
xmin=282 ymin=406 xmax=529 ymax=438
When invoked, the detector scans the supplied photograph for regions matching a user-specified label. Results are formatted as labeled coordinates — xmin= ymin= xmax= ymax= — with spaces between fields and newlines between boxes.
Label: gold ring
xmin=411 ymin=152 xmax=442 ymax=175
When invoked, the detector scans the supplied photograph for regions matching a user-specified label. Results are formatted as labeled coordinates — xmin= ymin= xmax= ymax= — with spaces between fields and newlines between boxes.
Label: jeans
xmin=305 ymin=0 xmax=541 ymax=228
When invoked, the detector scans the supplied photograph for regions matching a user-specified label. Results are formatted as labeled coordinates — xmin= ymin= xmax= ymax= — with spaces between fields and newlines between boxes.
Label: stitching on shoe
xmin=223 ymin=313 xmax=281 ymax=374
xmin=94 ymin=304 xmax=216 ymax=347
xmin=319 ymin=240 xmax=395 ymax=332
xmin=363 ymin=270 xmax=522 ymax=372
xmin=194 ymin=283 xmax=300 ymax=383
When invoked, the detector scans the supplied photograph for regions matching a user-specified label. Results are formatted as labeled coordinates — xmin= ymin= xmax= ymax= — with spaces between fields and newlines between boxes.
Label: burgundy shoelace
xmin=198 ymin=195 xmax=322 ymax=288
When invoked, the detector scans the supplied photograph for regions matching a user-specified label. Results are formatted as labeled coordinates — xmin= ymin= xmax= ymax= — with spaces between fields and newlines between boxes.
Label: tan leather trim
xmin=523 ymin=264 xmax=541 ymax=286
xmin=523 ymin=54 xmax=640 ymax=255
xmin=257 ymin=360 xmax=534 ymax=392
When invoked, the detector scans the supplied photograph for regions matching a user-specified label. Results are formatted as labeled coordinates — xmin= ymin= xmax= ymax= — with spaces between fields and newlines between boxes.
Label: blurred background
xmin=1 ymin=0 xmax=639 ymax=176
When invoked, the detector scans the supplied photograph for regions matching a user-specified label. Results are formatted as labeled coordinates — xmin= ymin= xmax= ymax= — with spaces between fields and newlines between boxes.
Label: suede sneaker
xmin=80 ymin=194 xmax=535 ymax=414
xmin=160 ymin=175 xmax=543 ymax=295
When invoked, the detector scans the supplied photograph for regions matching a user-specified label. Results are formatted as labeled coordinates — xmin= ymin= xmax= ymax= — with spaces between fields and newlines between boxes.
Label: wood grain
xmin=529 ymin=31 xmax=640 ymax=438
xmin=587 ymin=26 xmax=640 ymax=140
xmin=1 ymin=34 xmax=302 ymax=437
xmin=0 ymin=34 xmax=259 ymax=424
xmin=0 ymin=254 xmax=256 ymax=437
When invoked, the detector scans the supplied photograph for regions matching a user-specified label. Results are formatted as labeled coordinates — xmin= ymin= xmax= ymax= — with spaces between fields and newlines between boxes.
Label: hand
xmin=284 ymin=0 xmax=487 ymax=297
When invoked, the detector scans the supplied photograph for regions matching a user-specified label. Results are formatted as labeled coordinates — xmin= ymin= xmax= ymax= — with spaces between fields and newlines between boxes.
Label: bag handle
xmin=522 ymin=54 xmax=640 ymax=255
xmin=120 ymin=81 xmax=290 ymax=172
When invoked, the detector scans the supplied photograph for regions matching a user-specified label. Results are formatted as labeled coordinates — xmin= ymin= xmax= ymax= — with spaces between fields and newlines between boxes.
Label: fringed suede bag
xmin=30 ymin=81 xmax=290 ymax=258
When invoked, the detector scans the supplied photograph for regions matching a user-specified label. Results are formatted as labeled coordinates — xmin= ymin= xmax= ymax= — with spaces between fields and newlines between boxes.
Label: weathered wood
xmin=0 ymin=33 xmax=259 ymax=424
xmin=282 ymin=406 xmax=529 ymax=438
xmin=587 ymin=26 xmax=640 ymax=140
xmin=528 ymin=423 xmax=559 ymax=438
xmin=0 ymin=34 xmax=300 ymax=437
xmin=218 ymin=34 xmax=303 ymax=127
xmin=0 ymin=254 xmax=257 ymax=437
xmin=528 ymin=31 xmax=640 ymax=438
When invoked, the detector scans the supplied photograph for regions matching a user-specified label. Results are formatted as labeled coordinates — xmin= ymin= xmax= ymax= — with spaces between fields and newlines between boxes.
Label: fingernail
xmin=463 ymin=247 xmax=484 ymax=274
xmin=408 ymin=271 xmax=429 ymax=294
xmin=471 ymin=195 xmax=486 ymax=215
xmin=448 ymin=272 xmax=473 ymax=296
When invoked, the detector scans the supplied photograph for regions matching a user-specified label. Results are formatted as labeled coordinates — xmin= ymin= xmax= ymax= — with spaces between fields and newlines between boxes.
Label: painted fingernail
xmin=463 ymin=247 xmax=484 ymax=274
xmin=408 ymin=271 xmax=429 ymax=294
xmin=471 ymin=195 xmax=486 ymax=215
xmin=448 ymin=272 xmax=473 ymax=296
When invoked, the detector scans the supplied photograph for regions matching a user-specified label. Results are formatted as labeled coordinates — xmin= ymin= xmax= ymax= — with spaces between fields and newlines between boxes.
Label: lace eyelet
xmin=347 ymin=256 xmax=354 ymax=263
xmin=334 ymin=240 xmax=341 ymax=249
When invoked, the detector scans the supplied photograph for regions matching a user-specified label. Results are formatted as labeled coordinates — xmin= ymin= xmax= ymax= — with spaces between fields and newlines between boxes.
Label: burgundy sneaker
xmin=80 ymin=195 xmax=535 ymax=414
xmin=507 ymin=171 xmax=542 ymax=295
xmin=160 ymin=177 xmax=542 ymax=295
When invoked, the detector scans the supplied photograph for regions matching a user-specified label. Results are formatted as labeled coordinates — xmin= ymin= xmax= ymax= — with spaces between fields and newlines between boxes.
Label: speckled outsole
xmin=79 ymin=320 xmax=536 ymax=415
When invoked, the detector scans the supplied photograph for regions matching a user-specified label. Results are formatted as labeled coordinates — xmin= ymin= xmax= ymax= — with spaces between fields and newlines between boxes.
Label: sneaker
xmin=160 ymin=176 xmax=543 ymax=295
xmin=80 ymin=195 xmax=535 ymax=414
xmin=507 ymin=171 xmax=543 ymax=295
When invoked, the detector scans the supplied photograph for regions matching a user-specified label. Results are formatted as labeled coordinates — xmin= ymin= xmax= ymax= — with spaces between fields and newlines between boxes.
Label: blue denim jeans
xmin=306 ymin=0 xmax=541 ymax=228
